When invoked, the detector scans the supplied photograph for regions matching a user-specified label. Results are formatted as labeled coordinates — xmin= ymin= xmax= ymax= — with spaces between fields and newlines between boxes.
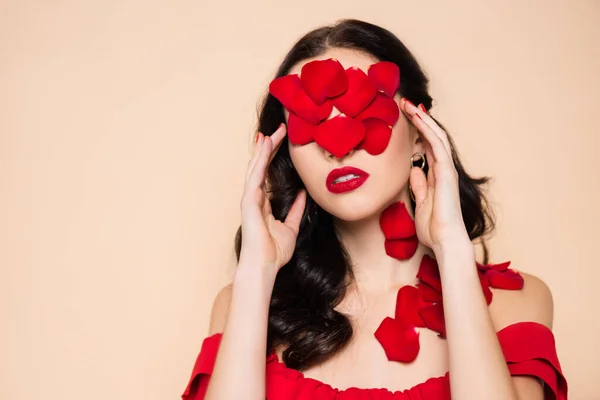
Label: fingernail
xmin=405 ymin=99 xmax=416 ymax=108
xmin=418 ymin=104 xmax=427 ymax=112
xmin=414 ymin=113 xmax=422 ymax=121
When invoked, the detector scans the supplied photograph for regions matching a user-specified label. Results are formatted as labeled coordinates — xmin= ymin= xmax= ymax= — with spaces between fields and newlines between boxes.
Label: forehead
xmin=288 ymin=48 xmax=380 ymax=76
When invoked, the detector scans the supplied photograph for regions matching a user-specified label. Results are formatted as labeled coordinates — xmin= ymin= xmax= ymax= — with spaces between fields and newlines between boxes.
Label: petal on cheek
xmin=269 ymin=74 xmax=302 ymax=110
xmin=355 ymin=93 xmax=400 ymax=126
xmin=331 ymin=67 xmax=377 ymax=117
xmin=290 ymin=91 xmax=333 ymax=124
xmin=287 ymin=113 xmax=317 ymax=145
xmin=313 ymin=115 xmax=365 ymax=158
xmin=368 ymin=61 xmax=400 ymax=98
xmin=300 ymin=59 xmax=348 ymax=105
xmin=357 ymin=119 xmax=392 ymax=155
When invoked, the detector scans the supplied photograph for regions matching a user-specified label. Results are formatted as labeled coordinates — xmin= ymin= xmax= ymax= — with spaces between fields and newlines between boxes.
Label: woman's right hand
xmin=238 ymin=123 xmax=307 ymax=274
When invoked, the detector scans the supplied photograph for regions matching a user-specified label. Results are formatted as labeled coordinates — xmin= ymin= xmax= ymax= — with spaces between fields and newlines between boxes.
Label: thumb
xmin=410 ymin=167 xmax=428 ymax=206
xmin=284 ymin=190 xmax=307 ymax=234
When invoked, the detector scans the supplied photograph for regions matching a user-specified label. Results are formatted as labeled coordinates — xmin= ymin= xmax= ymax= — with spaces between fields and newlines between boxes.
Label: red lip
xmin=326 ymin=166 xmax=370 ymax=194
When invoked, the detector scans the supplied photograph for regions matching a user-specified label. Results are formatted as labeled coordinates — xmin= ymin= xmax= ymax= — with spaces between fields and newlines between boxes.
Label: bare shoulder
xmin=488 ymin=271 xmax=554 ymax=331
xmin=208 ymin=283 xmax=233 ymax=335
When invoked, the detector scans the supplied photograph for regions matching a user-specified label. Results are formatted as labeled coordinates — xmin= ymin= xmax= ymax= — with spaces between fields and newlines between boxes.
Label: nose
xmin=325 ymin=147 xmax=355 ymax=161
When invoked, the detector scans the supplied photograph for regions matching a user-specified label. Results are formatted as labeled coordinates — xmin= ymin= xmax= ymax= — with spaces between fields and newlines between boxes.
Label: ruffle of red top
xmin=182 ymin=321 xmax=568 ymax=400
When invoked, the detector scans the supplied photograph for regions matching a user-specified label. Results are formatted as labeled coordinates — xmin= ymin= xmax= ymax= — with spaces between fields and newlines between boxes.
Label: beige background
xmin=1 ymin=1 xmax=599 ymax=399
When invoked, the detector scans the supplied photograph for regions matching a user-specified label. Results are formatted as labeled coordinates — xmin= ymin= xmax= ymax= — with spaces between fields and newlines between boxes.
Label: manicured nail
xmin=414 ymin=113 xmax=422 ymax=121
xmin=405 ymin=99 xmax=416 ymax=108
xmin=418 ymin=104 xmax=427 ymax=112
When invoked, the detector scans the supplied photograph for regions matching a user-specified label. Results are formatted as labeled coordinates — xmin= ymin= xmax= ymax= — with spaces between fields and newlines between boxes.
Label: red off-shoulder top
xmin=181 ymin=259 xmax=568 ymax=399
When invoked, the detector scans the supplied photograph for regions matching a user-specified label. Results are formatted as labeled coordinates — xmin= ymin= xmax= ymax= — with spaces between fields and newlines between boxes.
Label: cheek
xmin=388 ymin=118 xmax=415 ymax=156
xmin=289 ymin=143 xmax=323 ymax=187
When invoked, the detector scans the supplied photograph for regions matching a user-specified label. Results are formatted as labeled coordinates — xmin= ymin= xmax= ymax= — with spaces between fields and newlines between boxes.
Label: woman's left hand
xmin=400 ymin=99 xmax=471 ymax=254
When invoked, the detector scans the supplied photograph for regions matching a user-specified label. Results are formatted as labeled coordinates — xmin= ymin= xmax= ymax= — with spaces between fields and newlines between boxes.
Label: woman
xmin=182 ymin=19 xmax=567 ymax=400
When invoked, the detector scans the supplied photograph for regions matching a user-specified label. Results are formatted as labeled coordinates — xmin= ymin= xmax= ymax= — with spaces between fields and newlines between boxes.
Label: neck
xmin=334 ymin=212 xmax=431 ymax=294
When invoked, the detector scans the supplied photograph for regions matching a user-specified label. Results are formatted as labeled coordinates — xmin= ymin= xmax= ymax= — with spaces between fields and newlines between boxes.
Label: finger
xmin=246 ymin=132 xmax=264 ymax=182
xmin=262 ymin=186 xmax=272 ymax=216
xmin=410 ymin=167 xmax=428 ymax=207
xmin=247 ymin=136 xmax=273 ymax=189
xmin=427 ymin=162 xmax=436 ymax=189
xmin=284 ymin=190 xmax=307 ymax=234
xmin=267 ymin=123 xmax=287 ymax=164
xmin=416 ymin=104 xmax=452 ymax=156
xmin=401 ymin=99 xmax=449 ymax=164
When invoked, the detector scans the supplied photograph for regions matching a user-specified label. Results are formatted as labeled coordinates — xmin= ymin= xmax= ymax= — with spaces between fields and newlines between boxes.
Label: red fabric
xmin=181 ymin=334 xmax=222 ymax=400
xmin=497 ymin=322 xmax=568 ymax=400
xmin=182 ymin=322 xmax=567 ymax=399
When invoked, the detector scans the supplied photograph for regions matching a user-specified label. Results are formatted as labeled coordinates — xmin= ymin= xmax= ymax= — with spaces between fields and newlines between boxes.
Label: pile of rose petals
xmin=375 ymin=255 xmax=524 ymax=363
xmin=269 ymin=58 xmax=401 ymax=158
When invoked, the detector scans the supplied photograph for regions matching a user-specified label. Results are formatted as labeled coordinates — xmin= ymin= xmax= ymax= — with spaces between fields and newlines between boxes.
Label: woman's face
xmin=285 ymin=48 xmax=423 ymax=222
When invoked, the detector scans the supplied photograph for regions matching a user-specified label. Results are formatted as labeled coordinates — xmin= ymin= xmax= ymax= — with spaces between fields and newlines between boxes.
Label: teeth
xmin=333 ymin=174 xmax=360 ymax=184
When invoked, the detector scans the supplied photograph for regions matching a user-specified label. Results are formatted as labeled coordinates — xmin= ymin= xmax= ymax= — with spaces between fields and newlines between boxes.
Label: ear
xmin=410 ymin=124 xmax=426 ymax=155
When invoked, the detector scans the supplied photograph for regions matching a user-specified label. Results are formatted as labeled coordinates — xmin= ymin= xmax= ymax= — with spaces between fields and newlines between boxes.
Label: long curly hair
xmin=234 ymin=18 xmax=495 ymax=371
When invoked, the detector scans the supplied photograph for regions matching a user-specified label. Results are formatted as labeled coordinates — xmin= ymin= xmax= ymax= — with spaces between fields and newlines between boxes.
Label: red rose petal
xmin=417 ymin=254 xmax=442 ymax=291
xmin=289 ymin=91 xmax=333 ymax=124
xmin=269 ymin=74 xmax=302 ymax=110
xmin=488 ymin=261 xmax=511 ymax=272
xmin=300 ymin=58 xmax=348 ymax=105
xmin=331 ymin=67 xmax=377 ymax=117
xmin=395 ymin=285 xmax=425 ymax=327
xmin=478 ymin=270 xmax=494 ymax=305
xmin=476 ymin=261 xmax=490 ymax=272
xmin=418 ymin=282 xmax=442 ymax=303
xmin=384 ymin=237 xmax=419 ymax=260
xmin=368 ymin=61 xmax=400 ymax=98
xmin=380 ymin=201 xmax=416 ymax=239
xmin=355 ymin=93 xmax=400 ymax=126
xmin=374 ymin=317 xmax=420 ymax=363
xmin=487 ymin=269 xmax=524 ymax=290
xmin=313 ymin=114 xmax=365 ymax=158
xmin=357 ymin=119 xmax=392 ymax=155
xmin=418 ymin=302 xmax=446 ymax=337
xmin=287 ymin=113 xmax=317 ymax=145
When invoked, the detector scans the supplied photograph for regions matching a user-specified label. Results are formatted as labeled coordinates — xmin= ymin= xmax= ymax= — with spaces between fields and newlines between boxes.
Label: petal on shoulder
xmin=489 ymin=272 xmax=554 ymax=332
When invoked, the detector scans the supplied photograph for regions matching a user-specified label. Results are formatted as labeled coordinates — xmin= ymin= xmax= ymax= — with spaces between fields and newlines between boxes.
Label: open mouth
xmin=326 ymin=166 xmax=370 ymax=194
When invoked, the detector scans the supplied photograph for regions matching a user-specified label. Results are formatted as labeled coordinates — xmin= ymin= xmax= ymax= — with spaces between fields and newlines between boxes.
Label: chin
xmin=318 ymin=193 xmax=391 ymax=223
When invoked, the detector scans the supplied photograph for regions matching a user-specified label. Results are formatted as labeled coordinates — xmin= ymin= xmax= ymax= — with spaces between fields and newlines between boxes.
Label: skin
xmin=204 ymin=48 xmax=553 ymax=400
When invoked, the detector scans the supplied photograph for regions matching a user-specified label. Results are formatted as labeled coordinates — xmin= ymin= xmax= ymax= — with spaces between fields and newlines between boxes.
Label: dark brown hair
xmin=234 ymin=18 xmax=495 ymax=371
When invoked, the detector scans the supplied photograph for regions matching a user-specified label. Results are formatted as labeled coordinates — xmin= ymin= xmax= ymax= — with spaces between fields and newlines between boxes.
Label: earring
xmin=411 ymin=152 xmax=426 ymax=169
xmin=408 ymin=152 xmax=426 ymax=202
